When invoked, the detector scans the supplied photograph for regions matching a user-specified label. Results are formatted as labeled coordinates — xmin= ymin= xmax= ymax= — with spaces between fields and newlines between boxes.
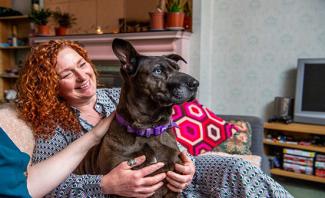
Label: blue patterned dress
xmin=32 ymin=88 xmax=293 ymax=198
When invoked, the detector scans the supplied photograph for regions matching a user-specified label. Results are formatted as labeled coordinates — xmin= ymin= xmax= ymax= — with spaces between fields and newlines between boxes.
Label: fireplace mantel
xmin=30 ymin=31 xmax=192 ymax=72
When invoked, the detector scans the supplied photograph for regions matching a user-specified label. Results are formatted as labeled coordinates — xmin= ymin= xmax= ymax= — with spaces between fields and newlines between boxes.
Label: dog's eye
xmin=153 ymin=67 xmax=162 ymax=75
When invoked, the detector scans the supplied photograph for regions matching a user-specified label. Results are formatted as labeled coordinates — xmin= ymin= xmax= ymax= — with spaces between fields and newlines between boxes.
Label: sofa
xmin=219 ymin=114 xmax=270 ymax=174
xmin=0 ymin=104 xmax=270 ymax=174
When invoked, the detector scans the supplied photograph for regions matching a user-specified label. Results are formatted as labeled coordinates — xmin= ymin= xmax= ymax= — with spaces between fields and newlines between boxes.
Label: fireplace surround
xmin=30 ymin=31 xmax=191 ymax=87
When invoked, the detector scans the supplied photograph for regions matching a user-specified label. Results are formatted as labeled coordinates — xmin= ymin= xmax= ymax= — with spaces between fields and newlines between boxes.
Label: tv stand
xmin=263 ymin=122 xmax=325 ymax=183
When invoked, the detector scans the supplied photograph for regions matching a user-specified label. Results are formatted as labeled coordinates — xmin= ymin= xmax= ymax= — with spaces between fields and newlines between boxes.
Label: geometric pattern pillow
xmin=172 ymin=99 xmax=239 ymax=156
xmin=212 ymin=120 xmax=252 ymax=155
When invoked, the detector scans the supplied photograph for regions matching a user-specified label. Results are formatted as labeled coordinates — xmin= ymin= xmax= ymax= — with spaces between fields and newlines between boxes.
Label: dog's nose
xmin=187 ymin=79 xmax=199 ymax=90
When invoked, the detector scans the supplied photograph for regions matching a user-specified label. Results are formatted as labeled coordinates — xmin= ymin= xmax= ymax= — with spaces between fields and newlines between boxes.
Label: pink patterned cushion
xmin=172 ymin=99 xmax=239 ymax=156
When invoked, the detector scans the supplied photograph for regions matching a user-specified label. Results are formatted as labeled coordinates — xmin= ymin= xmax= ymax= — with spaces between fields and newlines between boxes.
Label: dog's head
xmin=112 ymin=38 xmax=199 ymax=106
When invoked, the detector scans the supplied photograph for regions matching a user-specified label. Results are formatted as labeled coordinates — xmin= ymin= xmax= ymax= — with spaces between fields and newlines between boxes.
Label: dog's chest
xmin=102 ymin=120 xmax=180 ymax=166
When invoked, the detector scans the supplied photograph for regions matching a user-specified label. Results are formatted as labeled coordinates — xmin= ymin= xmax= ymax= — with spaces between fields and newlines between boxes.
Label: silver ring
xmin=127 ymin=158 xmax=137 ymax=167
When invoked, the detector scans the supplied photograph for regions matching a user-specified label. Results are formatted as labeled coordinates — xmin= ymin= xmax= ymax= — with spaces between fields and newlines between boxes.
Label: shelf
xmin=0 ymin=14 xmax=30 ymax=102
xmin=0 ymin=46 xmax=31 ymax=50
xmin=263 ymin=140 xmax=325 ymax=153
xmin=0 ymin=74 xmax=19 ymax=79
xmin=264 ymin=122 xmax=325 ymax=135
xmin=0 ymin=15 xmax=29 ymax=21
xmin=271 ymin=168 xmax=325 ymax=183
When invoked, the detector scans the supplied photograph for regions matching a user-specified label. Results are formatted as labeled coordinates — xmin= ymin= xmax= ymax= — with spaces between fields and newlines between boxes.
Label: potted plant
xmin=165 ymin=0 xmax=187 ymax=30
xmin=149 ymin=0 xmax=165 ymax=31
xmin=52 ymin=10 xmax=76 ymax=36
xmin=183 ymin=0 xmax=192 ymax=31
xmin=29 ymin=8 xmax=52 ymax=35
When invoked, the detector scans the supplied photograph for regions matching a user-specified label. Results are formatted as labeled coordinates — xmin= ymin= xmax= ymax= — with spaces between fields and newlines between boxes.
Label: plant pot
xmin=184 ymin=15 xmax=192 ymax=31
xmin=37 ymin=25 xmax=50 ymax=36
xmin=149 ymin=11 xmax=165 ymax=31
xmin=166 ymin=12 xmax=185 ymax=30
xmin=55 ymin=27 xmax=68 ymax=36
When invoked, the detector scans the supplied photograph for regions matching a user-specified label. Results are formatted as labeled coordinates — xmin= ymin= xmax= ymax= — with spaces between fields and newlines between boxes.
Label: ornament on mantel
xmin=96 ymin=26 xmax=103 ymax=34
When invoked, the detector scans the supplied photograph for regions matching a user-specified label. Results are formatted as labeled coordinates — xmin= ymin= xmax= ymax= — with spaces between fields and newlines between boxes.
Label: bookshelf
xmin=271 ymin=168 xmax=325 ymax=184
xmin=0 ymin=46 xmax=30 ymax=49
xmin=0 ymin=15 xmax=30 ymax=20
xmin=264 ymin=122 xmax=325 ymax=183
xmin=0 ymin=15 xmax=30 ymax=102
xmin=264 ymin=122 xmax=325 ymax=135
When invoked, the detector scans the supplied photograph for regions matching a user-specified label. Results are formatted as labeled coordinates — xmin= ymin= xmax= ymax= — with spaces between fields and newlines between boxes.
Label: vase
xmin=149 ymin=11 xmax=165 ymax=31
xmin=37 ymin=25 xmax=50 ymax=36
xmin=55 ymin=27 xmax=68 ymax=36
xmin=166 ymin=12 xmax=185 ymax=30
xmin=184 ymin=15 xmax=192 ymax=31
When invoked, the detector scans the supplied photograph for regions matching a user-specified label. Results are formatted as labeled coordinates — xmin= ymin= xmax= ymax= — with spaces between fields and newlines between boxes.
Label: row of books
xmin=282 ymin=148 xmax=324 ymax=177
xmin=283 ymin=148 xmax=315 ymax=175
xmin=315 ymin=154 xmax=325 ymax=177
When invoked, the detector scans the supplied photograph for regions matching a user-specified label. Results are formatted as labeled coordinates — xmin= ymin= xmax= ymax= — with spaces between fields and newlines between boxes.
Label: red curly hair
xmin=16 ymin=40 xmax=97 ymax=138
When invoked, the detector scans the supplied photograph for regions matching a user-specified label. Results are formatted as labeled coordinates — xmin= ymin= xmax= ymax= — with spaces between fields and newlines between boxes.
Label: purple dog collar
xmin=115 ymin=113 xmax=178 ymax=138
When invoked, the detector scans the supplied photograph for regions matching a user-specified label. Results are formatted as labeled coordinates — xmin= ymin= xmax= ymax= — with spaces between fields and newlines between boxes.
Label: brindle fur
xmin=74 ymin=38 xmax=199 ymax=198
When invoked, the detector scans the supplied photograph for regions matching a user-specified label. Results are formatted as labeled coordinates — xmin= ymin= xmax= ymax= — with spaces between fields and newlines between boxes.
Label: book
xmin=283 ymin=159 xmax=313 ymax=167
xmin=283 ymin=162 xmax=313 ymax=175
xmin=283 ymin=148 xmax=315 ymax=158
xmin=315 ymin=161 xmax=325 ymax=169
xmin=316 ymin=154 xmax=325 ymax=162
xmin=315 ymin=169 xmax=325 ymax=177
xmin=284 ymin=154 xmax=314 ymax=162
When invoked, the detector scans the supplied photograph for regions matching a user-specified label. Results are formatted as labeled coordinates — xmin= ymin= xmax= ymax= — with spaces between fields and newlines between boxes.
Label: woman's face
xmin=56 ymin=47 xmax=97 ymax=105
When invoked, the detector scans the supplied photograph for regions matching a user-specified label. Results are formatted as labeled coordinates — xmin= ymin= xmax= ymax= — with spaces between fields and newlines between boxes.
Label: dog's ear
xmin=165 ymin=54 xmax=187 ymax=64
xmin=112 ymin=38 xmax=139 ymax=75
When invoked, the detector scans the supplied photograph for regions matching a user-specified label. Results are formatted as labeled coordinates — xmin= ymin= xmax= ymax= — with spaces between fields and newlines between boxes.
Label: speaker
xmin=269 ymin=97 xmax=294 ymax=123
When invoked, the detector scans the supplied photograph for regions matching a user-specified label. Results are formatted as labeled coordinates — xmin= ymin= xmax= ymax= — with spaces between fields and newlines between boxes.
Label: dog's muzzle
xmin=169 ymin=76 xmax=199 ymax=104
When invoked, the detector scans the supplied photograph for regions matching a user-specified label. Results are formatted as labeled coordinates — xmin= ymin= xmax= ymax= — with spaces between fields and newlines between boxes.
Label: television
xmin=294 ymin=58 xmax=325 ymax=125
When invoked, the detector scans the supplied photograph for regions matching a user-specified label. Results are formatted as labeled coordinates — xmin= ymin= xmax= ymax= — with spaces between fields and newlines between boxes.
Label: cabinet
xmin=264 ymin=122 xmax=325 ymax=184
xmin=0 ymin=15 xmax=30 ymax=102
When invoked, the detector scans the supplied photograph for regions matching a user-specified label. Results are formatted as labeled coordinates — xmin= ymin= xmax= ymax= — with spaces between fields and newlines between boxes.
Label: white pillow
xmin=0 ymin=103 xmax=35 ymax=157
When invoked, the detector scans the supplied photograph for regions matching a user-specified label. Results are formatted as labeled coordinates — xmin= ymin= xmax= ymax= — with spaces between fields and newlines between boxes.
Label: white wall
xmin=189 ymin=0 xmax=325 ymax=119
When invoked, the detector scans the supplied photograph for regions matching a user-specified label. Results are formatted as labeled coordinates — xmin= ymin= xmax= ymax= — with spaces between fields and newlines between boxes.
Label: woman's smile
xmin=78 ymin=80 xmax=90 ymax=90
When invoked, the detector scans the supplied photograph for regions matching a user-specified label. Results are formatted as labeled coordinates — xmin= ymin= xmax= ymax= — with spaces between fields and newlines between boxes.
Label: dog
xmin=74 ymin=38 xmax=199 ymax=197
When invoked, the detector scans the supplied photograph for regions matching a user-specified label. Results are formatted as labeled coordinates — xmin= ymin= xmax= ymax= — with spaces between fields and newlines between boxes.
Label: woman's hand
xmin=91 ymin=112 xmax=116 ymax=144
xmin=166 ymin=151 xmax=195 ymax=192
xmin=101 ymin=155 xmax=166 ymax=197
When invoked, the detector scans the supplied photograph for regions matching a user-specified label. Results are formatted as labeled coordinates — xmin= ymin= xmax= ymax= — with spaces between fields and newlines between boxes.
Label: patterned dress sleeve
xmin=96 ymin=88 xmax=120 ymax=116
xmin=31 ymin=128 xmax=108 ymax=197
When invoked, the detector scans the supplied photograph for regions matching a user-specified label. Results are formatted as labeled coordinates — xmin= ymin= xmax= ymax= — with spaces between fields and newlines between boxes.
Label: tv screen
xmin=302 ymin=64 xmax=325 ymax=112
xmin=294 ymin=58 xmax=325 ymax=125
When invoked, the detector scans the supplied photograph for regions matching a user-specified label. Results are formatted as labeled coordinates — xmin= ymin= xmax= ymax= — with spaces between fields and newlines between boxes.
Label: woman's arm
xmin=27 ymin=114 xmax=114 ymax=198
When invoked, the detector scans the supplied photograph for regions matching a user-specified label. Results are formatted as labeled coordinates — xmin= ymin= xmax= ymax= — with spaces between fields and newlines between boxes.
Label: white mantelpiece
xmin=30 ymin=31 xmax=192 ymax=73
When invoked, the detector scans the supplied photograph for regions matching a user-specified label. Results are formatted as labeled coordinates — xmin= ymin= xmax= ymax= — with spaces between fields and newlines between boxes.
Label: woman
xmin=0 ymin=114 xmax=114 ymax=197
xmin=16 ymin=40 xmax=292 ymax=197
xmin=16 ymin=40 xmax=193 ymax=197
